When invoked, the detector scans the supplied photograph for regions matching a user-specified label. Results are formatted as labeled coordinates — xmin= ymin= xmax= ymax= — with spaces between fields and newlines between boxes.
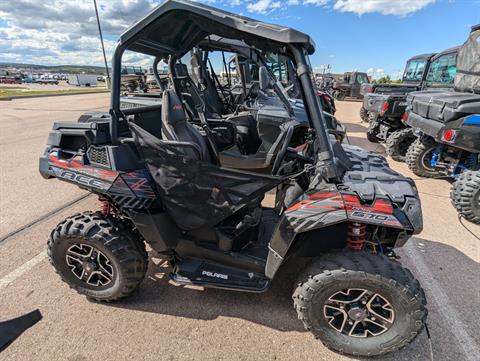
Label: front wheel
xmin=334 ymin=91 xmax=345 ymax=101
xmin=293 ymin=250 xmax=427 ymax=356
xmin=451 ymin=170 xmax=480 ymax=224
xmin=405 ymin=137 xmax=440 ymax=177
xmin=385 ymin=128 xmax=417 ymax=162
xmin=366 ymin=116 xmax=381 ymax=143
xmin=359 ymin=106 xmax=369 ymax=122
xmin=48 ymin=212 xmax=148 ymax=301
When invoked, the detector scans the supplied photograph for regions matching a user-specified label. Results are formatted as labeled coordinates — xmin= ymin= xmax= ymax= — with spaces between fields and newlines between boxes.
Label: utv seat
xmin=175 ymin=63 xmax=225 ymax=118
xmin=190 ymin=52 xmax=227 ymax=116
xmin=161 ymin=89 xmax=212 ymax=163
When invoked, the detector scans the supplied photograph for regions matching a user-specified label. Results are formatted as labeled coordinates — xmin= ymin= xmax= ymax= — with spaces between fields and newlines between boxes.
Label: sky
xmin=0 ymin=0 xmax=479 ymax=79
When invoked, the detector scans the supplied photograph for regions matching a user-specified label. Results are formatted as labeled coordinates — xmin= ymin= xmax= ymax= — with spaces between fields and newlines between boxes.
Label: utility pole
xmin=93 ymin=0 xmax=110 ymax=87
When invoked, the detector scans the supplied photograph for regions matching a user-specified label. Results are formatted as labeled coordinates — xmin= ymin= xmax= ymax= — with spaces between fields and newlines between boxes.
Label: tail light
xmin=401 ymin=112 xmax=408 ymax=122
xmin=441 ymin=129 xmax=457 ymax=143
xmin=379 ymin=100 xmax=389 ymax=116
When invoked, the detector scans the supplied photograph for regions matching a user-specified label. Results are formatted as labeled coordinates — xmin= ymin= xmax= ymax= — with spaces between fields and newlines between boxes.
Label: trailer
xmin=67 ymin=74 xmax=98 ymax=87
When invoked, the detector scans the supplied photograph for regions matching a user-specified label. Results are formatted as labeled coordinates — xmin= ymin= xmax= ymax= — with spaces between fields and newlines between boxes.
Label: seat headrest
xmin=174 ymin=63 xmax=189 ymax=77
xmin=162 ymin=90 xmax=186 ymax=125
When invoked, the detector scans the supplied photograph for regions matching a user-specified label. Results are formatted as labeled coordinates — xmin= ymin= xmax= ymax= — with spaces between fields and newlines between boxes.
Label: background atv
xmin=331 ymin=71 xmax=369 ymax=100
xmin=39 ymin=0 xmax=426 ymax=356
xmin=404 ymin=24 xmax=480 ymax=224
xmin=367 ymin=47 xmax=459 ymax=161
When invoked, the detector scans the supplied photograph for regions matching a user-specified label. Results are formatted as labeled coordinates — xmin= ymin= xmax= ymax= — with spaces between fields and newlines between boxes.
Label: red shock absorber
xmin=99 ymin=197 xmax=111 ymax=215
xmin=346 ymin=222 xmax=367 ymax=250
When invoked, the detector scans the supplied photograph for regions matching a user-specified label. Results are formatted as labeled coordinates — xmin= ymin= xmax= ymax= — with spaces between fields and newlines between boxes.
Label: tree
xmin=373 ymin=75 xmax=402 ymax=84
xmin=375 ymin=75 xmax=391 ymax=84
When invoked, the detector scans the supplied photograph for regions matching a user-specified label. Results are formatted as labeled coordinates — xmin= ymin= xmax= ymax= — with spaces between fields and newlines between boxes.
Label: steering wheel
xmin=271 ymin=125 xmax=294 ymax=175
xmin=245 ymin=82 xmax=257 ymax=100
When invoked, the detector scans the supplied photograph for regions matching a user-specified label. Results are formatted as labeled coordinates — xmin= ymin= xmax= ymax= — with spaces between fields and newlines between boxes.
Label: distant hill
xmin=0 ymin=62 xmax=109 ymax=75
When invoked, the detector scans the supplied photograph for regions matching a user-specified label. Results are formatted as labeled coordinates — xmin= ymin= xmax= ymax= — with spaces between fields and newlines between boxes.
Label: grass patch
xmin=0 ymin=85 xmax=27 ymax=91
xmin=0 ymin=88 xmax=109 ymax=98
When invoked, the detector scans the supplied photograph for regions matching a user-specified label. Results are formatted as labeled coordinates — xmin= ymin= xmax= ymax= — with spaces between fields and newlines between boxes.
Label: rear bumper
xmin=363 ymin=94 xmax=384 ymax=112
xmin=405 ymin=112 xmax=443 ymax=138
xmin=405 ymin=113 xmax=480 ymax=153
xmin=39 ymin=153 xmax=53 ymax=179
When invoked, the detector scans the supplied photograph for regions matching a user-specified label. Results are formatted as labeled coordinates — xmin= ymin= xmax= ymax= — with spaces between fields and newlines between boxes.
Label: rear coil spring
xmin=99 ymin=198 xmax=111 ymax=215
xmin=346 ymin=222 xmax=367 ymax=250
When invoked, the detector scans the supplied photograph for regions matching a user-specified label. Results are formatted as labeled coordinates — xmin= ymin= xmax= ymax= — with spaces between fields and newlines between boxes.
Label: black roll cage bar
xmin=109 ymin=27 xmax=338 ymax=182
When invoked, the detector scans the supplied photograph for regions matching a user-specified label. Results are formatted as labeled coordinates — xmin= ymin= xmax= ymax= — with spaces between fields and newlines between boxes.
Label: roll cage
xmin=109 ymin=0 xmax=338 ymax=181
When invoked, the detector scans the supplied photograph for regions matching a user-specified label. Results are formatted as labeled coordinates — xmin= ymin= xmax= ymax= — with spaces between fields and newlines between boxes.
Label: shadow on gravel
xmin=396 ymin=237 xmax=480 ymax=361
xmin=339 ymin=121 xmax=387 ymax=155
xmin=339 ymin=98 xmax=363 ymax=103
xmin=101 ymin=236 xmax=480 ymax=360
xmin=110 ymin=254 xmax=304 ymax=333
xmin=340 ymin=121 xmax=369 ymax=133
xmin=344 ymin=135 xmax=386 ymax=155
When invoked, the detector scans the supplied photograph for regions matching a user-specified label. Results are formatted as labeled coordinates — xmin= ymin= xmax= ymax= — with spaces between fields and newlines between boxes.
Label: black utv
xmin=40 ymin=0 xmax=426 ymax=356
xmin=404 ymin=25 xmax=480 ymax=224
xmin=367 ymin=47 xmax=459 ymax=161
xmin=331 ymin=71 xmax=369 ymax=101
xmin=359 ymin=53 xmax=435 ymax=123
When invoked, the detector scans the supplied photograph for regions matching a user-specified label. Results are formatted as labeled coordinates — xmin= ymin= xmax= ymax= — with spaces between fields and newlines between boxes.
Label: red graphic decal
xmin=342 ymin=194 xmax=394 ymax=215
xmin=287 ymin=192 xmax=342 ymax=212
xmin=287 ymin=192 xmax=394 ymax=216
xmin=48 ymin=152 xmax=118 ymax=182
xmin=130 ymin=178 xmax=147 ymax=190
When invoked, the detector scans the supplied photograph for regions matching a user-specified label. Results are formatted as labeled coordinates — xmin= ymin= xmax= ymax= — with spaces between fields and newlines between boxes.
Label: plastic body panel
xmin=407 ymin=91 xmax=480 ymax=123
xmin=265 ymin=144 xmax=422 ymax=278
xmin=405 ymin=112 xmax=480 ymax=153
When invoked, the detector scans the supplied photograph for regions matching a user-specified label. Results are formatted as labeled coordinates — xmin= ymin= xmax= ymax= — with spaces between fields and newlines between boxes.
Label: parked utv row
xmin=362 ymin=24 xmax=480 ymax=224
xmin=403 ymin=25 xmax=480 ymax=224
xmin=40 ymin=0 xmax=427 ymax=357
xmin=364 ymin=46 xmax=459 ymax=161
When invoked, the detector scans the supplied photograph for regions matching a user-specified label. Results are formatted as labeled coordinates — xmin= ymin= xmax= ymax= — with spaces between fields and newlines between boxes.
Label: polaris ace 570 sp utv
xmin=40 ymin=0 xmax=426 ymax=356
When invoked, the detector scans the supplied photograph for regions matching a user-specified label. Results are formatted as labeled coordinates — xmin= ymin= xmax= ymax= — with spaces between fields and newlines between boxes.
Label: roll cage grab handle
xmin=288 ymin=45 xmax=338 ymax=181
xmin=153 ymin=56 xmax=166 ymax=91
xmin=109 ymin=42 xmax=338 ymax=182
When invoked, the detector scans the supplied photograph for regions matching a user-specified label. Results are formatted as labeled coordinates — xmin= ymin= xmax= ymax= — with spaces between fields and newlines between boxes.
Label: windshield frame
xmin=424 ymin=52 xmax=457 ymax=88
xmin=402 ymin=58 xmax=428 ymax=82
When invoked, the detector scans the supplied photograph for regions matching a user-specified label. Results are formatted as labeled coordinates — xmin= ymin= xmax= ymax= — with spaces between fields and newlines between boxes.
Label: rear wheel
xmin=451 ymin=170 xmax=480 ymax=224
xmin=334 ymin=91 xmax=345 ymax=101
xmin=48 ymin=212 xmax=148 ymax=301
xmin=366 ymin=115 xmax=381 ymax=143
xmin=359 ymin=107 xmax=369 ymax=122
xmin=405 ymin=137 xmax=440 ymax=177
xmin=385 ymin=128 xmax=416 ymax=162
xmin=293 ymin=250 xmax=426 ymax=356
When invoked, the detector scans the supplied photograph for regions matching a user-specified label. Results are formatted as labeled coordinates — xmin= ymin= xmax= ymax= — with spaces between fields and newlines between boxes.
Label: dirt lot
xmin=0 ymin=94 xmax=479 ymax=361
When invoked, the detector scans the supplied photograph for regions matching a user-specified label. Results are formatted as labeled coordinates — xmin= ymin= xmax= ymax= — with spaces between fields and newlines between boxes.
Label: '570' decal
xmin=351 ymin=211 xmax=389 ymax=221
xmin=349 ymin=209 xmax=403 ymax=228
